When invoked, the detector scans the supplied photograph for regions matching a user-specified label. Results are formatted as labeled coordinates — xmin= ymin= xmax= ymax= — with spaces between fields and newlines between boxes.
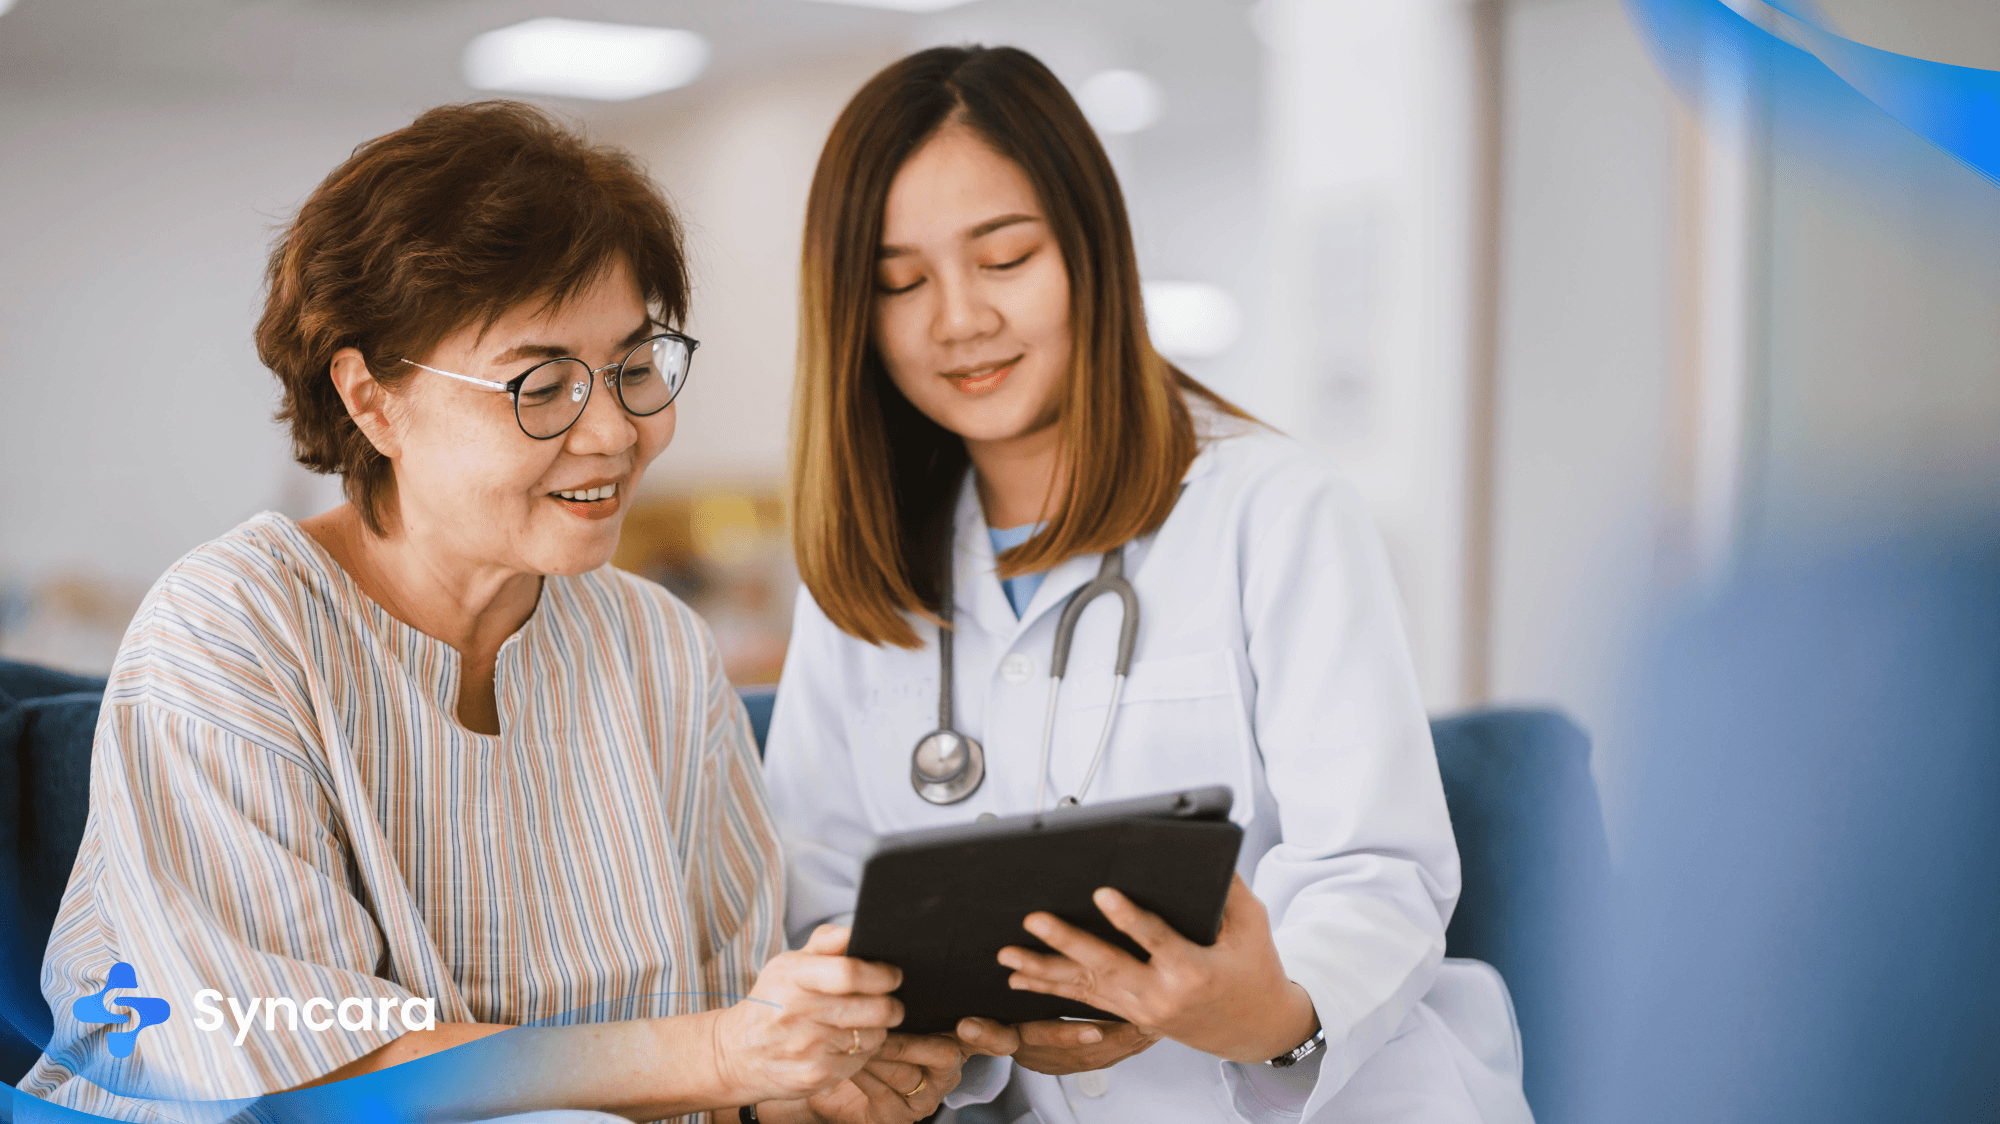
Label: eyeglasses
xmin=400 ymin=332 xmax=698 ymax=440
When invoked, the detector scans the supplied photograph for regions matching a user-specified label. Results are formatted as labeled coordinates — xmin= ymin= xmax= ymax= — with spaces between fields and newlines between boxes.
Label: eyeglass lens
xmin=512 ymin=336 xmax=691 ymax=439
xmin=517 ymin=359 xmax=595 ymax=439
xmin=612 ymin=335 xmax=689 ymax=418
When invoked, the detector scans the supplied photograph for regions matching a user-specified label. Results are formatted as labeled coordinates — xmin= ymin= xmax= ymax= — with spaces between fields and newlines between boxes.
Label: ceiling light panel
xmin=463 ymin=18 xmax=709 ymax=102
xmin=792 ymin=0 xmax=982 ymax=12
xmin=1078 ymin=69 xmax=1165 ymax=135
xmin=1144 ymin=282 xmax=1243 ymax=360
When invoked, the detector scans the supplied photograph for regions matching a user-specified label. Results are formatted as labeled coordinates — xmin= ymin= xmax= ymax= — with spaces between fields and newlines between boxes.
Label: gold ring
xmin=898 ymin=1076 xmax=926 ymax=1099
xmin=847 ymin=1028 xmax=862 ymax=1055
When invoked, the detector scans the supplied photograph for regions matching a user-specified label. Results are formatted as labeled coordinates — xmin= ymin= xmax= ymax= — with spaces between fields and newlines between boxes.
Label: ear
xmin=329 ymin=348 xmax=400 ymax=460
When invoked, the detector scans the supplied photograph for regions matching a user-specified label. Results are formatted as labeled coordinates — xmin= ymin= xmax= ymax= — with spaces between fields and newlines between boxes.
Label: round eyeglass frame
xmin=398 ymin=331 xmax=699 ymax=441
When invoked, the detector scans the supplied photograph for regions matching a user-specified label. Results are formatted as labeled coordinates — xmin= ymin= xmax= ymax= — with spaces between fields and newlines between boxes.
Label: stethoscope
xmin=910 ymin=530 xmax=1140 ymax=810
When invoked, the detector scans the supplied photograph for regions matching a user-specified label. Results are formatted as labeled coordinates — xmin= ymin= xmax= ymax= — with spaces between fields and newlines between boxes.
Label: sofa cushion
xmin=15 ymin=692 xmax=102 ymax=932
xmin=0 ymin=663 xmax=107 ymax=1086
xmin=0 ymin=662 xmax=106 ymax=705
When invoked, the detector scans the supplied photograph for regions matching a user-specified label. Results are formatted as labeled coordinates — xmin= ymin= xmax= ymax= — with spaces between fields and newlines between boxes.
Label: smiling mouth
xmin=944 ymin=355 xmax=1022 ymax=393
xmin=551 ymin=483 xmax=618 ymax=503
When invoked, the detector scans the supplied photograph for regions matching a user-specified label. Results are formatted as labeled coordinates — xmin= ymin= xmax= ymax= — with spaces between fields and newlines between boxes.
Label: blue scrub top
xmin=987 ymin=523 xmax=1046 ymax=619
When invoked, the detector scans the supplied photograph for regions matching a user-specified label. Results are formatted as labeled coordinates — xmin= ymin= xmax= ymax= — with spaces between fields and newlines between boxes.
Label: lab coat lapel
xmin=1013 ymin=550 xmax=1102 ymax=634
xmin=960 ymin=423 xmax=1226 ymax=637
xmin=1011 ymin=437 xmax=1220 ymax=629
xmin=950 ymin=475 xmax=1020 ymax=641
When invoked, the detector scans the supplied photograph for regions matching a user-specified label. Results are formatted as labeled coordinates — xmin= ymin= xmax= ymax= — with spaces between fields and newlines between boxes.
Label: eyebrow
xmin=490 ymin=320 xmax=656 ymax=367
xmin=877 ymin=213 xmax=1040 ymax=260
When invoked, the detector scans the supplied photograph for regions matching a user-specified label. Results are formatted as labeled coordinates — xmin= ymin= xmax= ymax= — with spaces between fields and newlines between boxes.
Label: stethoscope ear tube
xmin=1049 ymin=547 xmax=1140 ymax=680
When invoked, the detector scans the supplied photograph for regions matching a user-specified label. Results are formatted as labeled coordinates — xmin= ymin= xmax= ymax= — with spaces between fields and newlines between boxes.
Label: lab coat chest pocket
xmin=1056 ymin=648 xmax=1255 ymax=813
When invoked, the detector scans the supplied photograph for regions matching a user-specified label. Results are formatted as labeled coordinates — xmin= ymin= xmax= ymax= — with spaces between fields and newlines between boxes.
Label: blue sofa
xmin=3 ymin=664 xmax=1606 ymax=1120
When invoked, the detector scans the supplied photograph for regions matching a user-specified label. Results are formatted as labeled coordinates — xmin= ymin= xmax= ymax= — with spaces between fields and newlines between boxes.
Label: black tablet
xmin=846 ymin=786 xmax=1244 ymax=1034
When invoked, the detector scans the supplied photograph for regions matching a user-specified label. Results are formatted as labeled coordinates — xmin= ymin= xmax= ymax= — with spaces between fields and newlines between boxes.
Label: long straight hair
xmin=792 ymin=45 xmax=1247 ymax=648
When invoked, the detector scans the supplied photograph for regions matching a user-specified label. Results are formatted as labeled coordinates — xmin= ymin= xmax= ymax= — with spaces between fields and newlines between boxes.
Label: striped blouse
xmin=21 ymin=512 xmax=784 ymax=1121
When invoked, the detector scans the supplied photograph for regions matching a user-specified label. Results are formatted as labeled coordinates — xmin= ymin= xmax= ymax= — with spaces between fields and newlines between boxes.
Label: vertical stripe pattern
xmin=20 ymin=513 xmax=783 ymax=1122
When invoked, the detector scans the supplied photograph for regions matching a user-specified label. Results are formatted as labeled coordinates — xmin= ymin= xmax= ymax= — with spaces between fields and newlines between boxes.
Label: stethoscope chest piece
xmin=911 ymin=728 xmax=985 ymax=805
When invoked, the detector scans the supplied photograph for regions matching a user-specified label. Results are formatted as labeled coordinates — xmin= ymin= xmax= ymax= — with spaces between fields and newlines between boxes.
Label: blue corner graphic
xmin=71 ymin=962 xmax=172 ymax=1058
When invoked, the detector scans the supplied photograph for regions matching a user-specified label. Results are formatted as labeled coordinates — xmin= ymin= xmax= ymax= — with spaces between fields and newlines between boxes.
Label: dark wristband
xmin=1267 ymin=1024 xmax=1326 ymax=1068
xmin=739 ymin=1106 xmax=760 ymax=1123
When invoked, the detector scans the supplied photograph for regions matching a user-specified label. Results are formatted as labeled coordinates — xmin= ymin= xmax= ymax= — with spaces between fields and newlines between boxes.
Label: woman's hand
xmin=995 ymin=874 xmax=1320 ymax=1064
xmin=954 ymin=1016 xmax=1160 ymax=1076
xmin=711 ymin=925 xmax=905 ymax=1105
xmin=801 ymin=1032 xmax=966 ymax=1123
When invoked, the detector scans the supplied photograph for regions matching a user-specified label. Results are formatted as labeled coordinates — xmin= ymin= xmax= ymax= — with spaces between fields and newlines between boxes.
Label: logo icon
xmin=72 ymin=962 xmax=172 ymax=1058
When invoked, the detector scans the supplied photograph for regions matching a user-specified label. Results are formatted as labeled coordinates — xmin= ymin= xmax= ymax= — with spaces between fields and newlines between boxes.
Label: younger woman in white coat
xmin=764 ymin=45 xmax=1534 ymax=1124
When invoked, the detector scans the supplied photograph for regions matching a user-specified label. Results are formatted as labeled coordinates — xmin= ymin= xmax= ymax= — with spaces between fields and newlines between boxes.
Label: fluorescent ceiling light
xmin=792 ymin=0 xmax=982 ymax=12
xmin=1144 ymin=282 xmax=1242 ymax=360
xmin=1077 ymin=70 xmax=1165 ymax=136
xmin=463 ymin=18 xmax=709 ymax=102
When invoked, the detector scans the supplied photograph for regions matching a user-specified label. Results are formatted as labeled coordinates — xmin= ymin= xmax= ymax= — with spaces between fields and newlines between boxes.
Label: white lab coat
xmin=763 ymin=410 xmax=1534 ymax=1124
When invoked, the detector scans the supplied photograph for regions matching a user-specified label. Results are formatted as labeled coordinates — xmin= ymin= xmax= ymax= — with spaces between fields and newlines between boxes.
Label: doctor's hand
xmin=995 ymin=874 xmax=1321 ymax=1065
xmin=954 ymin=1016 xmax=1160 ymax=1076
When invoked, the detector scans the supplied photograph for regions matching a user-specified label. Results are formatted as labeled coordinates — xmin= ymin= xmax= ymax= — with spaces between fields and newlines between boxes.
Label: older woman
xmin=20 ymin=102 xmax=960 ymax=1124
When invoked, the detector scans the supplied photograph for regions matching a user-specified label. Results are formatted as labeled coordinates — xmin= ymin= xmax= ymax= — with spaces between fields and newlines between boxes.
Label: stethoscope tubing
xmin=1035 ymin=547 xmax=1138 ymax=811
xmin=913 ymin=526 xmax=1139 ymax=810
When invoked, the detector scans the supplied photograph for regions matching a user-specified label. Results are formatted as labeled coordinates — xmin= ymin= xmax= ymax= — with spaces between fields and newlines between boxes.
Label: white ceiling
xmin=0 ymin=0 xmax=1266 ymax=113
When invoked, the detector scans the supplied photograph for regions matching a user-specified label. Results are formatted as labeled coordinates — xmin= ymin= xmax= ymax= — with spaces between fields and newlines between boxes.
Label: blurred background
xmin=1 ymin=0 xmax=1996 ymax=830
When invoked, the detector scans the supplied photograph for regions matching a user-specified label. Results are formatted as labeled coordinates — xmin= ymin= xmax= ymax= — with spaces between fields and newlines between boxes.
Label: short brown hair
xmin=258 ymin=100 xmax=689 ymax=533
xmin=791 ymin=46 xmax=1247 ymax=648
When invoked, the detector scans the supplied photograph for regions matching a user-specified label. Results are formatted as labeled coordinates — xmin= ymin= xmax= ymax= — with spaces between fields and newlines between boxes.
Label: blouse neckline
xmin=259 ymin=511 xmax=550 ymax=738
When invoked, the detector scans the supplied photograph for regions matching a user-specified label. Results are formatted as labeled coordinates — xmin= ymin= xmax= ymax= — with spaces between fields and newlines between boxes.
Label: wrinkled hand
xmin=713 ymin=925 xmax=904 ymax=1104
xmin=954 ymin=1016 xmax=1160 ymax=1076
xmin=996 ymin=874 xmax=1319 ymax=1064
xmin=805 ymin=1032 xmax=966 ymax=1123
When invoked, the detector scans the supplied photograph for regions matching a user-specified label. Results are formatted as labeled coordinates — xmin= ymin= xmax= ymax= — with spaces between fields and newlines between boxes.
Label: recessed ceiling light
xmin=792 ymin=0 xmax=982 ymax=12
xmin=462 ymin=18 xmax=709 ymax=102
xmin=1078 ymin=70 xmax=1165 ymax=136
xmin=1144 ymin=282 xmax=1242 ymax=360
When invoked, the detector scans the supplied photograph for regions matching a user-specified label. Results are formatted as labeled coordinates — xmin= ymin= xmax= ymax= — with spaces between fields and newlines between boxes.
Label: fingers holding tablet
xmin=715 ymin=924 xmax=911 ymax=1104
xmin=803 ymin=1032 xmax=963 ymax=1123
xmin=955 ymin=1016 xmax=1161 ymax=1075
xmin=997 ymin=874 xmax=1318 ymax=1064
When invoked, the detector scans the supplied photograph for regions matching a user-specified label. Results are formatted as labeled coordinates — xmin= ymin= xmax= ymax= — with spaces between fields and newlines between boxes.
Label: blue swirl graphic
xmin=3 ymin=992 xmax=772 ymax=1123
xmin=1626 ymin=0 xmax=2000 ymax=187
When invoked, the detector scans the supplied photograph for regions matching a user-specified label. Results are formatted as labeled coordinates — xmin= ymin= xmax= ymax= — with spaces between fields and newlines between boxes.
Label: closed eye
xmin=878 ymin=276 xmax=926 ymax=296
xmin=987 ymin=251 xmax=1033 ymax=271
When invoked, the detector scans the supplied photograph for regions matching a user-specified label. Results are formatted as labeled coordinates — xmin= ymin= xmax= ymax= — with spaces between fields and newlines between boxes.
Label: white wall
xmin=1263 ymin=0 xmax=1485 ymax=711
xmin=0 ymin=91 xmax=416 ymax=587
xmin=1749 ymin=75 xmax=2000 ymax=551
xmin=588 ymin=51 xmax=899 ymax=494
xmin=1484 ymin=0 xmax=1682 ymax=815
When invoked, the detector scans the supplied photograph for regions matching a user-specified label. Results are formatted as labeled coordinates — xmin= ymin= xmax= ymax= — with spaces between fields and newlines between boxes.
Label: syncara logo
xmin=72 ymin=962 xmax=173 ymax=1058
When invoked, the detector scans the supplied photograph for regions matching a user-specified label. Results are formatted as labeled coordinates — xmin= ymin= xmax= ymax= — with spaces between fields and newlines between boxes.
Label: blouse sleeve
xmin=685 ymin=619 xmax=787 ymax=1006
xmin=1227 ymin=468 xmax=1462 ymax=1119
xmin=30 ymin=701 xmax=424 ymax=1110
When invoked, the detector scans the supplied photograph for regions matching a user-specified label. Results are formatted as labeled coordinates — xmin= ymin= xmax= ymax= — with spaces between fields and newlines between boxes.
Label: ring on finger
xmin=897 ymin=1075 xmax=926 ymax=1099
xmin=847 ymin=1028 xmax=862 ymax=1055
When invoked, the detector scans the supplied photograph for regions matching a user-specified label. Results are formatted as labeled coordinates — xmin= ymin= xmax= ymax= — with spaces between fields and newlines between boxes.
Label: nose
xmin=561 ymin=366 xmax=639 ymax=456
xmin=931 ymin=265 xmax=1001 ymax=346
